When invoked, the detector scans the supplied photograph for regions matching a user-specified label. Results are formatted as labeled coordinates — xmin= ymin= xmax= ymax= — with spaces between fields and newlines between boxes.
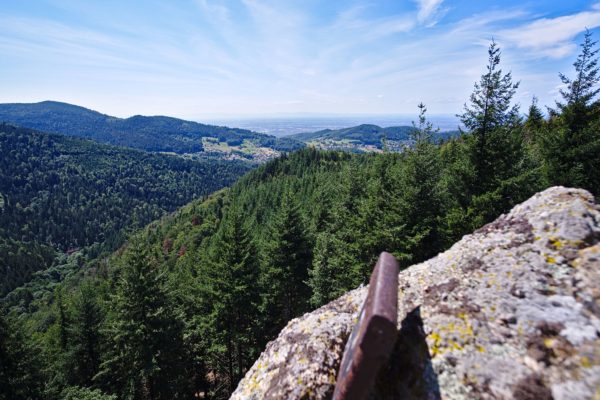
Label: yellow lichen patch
xmin=429 ymin=332 xmax=443 ymax=356
xmin=549 ymin=237 xmax=564 ymax=250
xmin=545 ymin=255 xmax=557 ymax=264
xmin=477 ymin=345 xmax=486 ymax=353
xmin=581 ymin=356 xmax=592 ymax=368
xmin=428 ymin=315 xmax=475 ymax=357
xmin=457 ymin=313 xmax=475 ymax=338
xmin=448 ymin=340 xmax=463 ymax=351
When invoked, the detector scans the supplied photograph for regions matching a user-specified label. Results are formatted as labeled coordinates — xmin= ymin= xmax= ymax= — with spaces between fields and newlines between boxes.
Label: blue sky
xmin=1 ymin=1 xmax=599 ymax=120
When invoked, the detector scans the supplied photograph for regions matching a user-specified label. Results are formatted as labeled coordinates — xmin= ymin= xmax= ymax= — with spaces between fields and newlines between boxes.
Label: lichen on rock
xmin=231 ymin=187 xmax=600 ymax=400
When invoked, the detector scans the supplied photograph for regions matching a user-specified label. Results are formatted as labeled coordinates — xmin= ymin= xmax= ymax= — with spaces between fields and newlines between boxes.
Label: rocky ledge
xmin=231 ymin=187 xmax=600 ymax=400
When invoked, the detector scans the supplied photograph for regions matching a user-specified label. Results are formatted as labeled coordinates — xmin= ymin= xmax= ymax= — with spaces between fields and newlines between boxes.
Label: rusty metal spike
xmin=332 ymin=252 xmax=399 ymax=400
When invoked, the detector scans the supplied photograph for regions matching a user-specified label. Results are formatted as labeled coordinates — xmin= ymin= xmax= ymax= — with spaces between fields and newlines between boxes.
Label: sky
xmin=1 ymin=0 xmax=600 ymax=120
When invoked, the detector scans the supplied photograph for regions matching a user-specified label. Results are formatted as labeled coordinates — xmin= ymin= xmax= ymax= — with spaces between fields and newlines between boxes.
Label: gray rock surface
xmin=231 ymin=187 xmax=600 ymax=399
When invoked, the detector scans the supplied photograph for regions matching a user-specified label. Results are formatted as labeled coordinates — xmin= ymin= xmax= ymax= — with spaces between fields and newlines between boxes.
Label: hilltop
xmin=287 ymin=123 xmax=458 ymax=152
xmin=0 ymin=101 xmax=303 ymax=160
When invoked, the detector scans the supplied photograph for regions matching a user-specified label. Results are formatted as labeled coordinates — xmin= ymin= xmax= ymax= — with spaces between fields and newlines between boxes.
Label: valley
xmin=1 ymin=2 xmax=599 ymax=400
xmin=0 ymin=101 xmax=303 ymax=162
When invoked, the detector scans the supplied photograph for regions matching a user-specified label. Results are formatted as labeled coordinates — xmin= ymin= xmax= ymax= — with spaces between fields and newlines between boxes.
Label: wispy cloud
xmin=499 ymin=6 xmax=600 ymax=58
xmin=0 ymin=1 xmax=598 ymax=118
xmin=414 ymin=0 xmax=447 ymax=26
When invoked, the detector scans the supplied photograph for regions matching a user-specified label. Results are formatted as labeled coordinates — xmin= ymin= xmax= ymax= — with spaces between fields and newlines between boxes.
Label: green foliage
xmin=0 ymin=101 xmax=304 ymax=153
xmin=289 ymin=123 xmax=458 ymax=148
xmin=260 ymin=189 xmax=313 ymax=336
xmin=97 ymin=243 xmax=190 ymax=400
xmin=61 ymin=386 xmax=116 ymax=400
xmin=202 ymin=204 xmax=262 ymax=396
xmin=65 ymin=283 xmax=104 ymax=387
xmin=540 ymin=29 xmax=600 ymax=195
xmin=4 ymin=34 xmax=600 ymax=400
xmin=0 ymin=124 xmax=251 ymax=295
xmin=524 ymin=97 xmax=545 ymax=143
xmin=0 ymin=311 xmax=45 ymax=400
xmin=457 ymin=41 xmax=544 ymax=228
xmin=459 ymin=41 xmax=522 ymax=194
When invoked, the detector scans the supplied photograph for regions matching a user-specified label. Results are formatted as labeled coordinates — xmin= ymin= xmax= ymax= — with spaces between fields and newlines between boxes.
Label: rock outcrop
xmin=231 ymin=187 xmax=600 ymax=400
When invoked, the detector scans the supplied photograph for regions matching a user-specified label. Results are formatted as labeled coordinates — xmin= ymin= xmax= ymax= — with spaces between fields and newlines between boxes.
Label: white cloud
xmin=327 ymin=5 xmax=415 ymax=45
xmin=415 ymin=0 xmax=445 ymax=25
xmin=499 ymin=8 xmax=600 ymax=58
xmin=195 ymin=0 xmax=230 ymax=24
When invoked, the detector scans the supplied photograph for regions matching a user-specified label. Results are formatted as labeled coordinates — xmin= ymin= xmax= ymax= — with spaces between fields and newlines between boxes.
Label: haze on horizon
xmin=1 ymin=0 xmax=599 ymax=121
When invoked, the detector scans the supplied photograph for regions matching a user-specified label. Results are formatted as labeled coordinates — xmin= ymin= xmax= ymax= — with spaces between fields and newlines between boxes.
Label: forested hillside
xmin=288 ymin=123 xmax=458 ymax=150
xmin=0 ymin=101 xmax=303 ymax=154
xmin=1 ymin=35 xmax=599 ymax=400
xmin=0 ymin=124 xmax=252 ymax=295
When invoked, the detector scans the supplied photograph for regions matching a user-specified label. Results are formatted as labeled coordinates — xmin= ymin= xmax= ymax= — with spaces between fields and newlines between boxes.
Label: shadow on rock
xmin=371 ymin=306 xmax=440 ymax=400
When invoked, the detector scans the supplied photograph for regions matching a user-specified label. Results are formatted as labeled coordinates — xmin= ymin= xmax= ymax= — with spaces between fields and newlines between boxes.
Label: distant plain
xmin=205 ymin=115 xmax=461 ymax=137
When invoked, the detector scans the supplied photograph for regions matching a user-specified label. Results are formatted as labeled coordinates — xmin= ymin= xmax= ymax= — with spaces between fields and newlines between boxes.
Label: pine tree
xmin=0 ymin=311 xmax=45 ymax=400
xmin=524 ymin=97 xmax=545 ymax=143
xmin=457 ymin=41 xmax=544 ymax=227
xmin=66 ymin=283 xmax=104 ymax=387
xmin=308 ymin=231 xmax=357 ymax=307
xmin=402 ymin=103 xmax=445 ymax=261
xmin=438 ymin=136 xmax=475 ymax=244
xmin=358 ymin=153 xmax=410 ymax=270
xmin=55 ymin=286 xmax=70 ymax=352
xmin=459 ymin=40 xmax=521 ymax=193
xmin=260 ymin=188 xmax=312 ymax=337
xmin=96 ymin=243 xmax=188 ymax=400
xmin=542 ymin=30 xmax=600 ymax=194
xmin=307 ymin=164 xmax=365 ymax=308
xmin=556 ymin=29 xmax=600 ymax=122
xmin=203 ymin=204 xmax=261 ymax=397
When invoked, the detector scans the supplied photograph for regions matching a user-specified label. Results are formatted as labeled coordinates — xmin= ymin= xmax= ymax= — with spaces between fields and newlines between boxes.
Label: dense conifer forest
xmin=1 ymin=34 xmax=599 ymax=400
xmin=0 ymin=101 xmax=304 ymax=154
xmin=0 ymin=124 xmax=252 ymax=295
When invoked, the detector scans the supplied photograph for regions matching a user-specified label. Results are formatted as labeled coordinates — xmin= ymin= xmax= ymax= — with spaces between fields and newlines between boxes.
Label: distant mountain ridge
xmin=0 ymin=101 xmax=303 ymax=154
xmin=287 ymin=123 xmax=459 ymax=151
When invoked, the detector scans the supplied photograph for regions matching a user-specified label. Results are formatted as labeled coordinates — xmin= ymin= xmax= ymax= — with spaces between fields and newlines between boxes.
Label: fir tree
xmin=402 ymin=103 xmax=445 ymax=261
xmin=542 ymin=29 xmax=600 ymax=194
xmin=55 ymin=286 xmax=70 ymax=352
xmin=557 ymin=29 xmax=600 ymax=118
xmin=524 ymin=96 xmax=545 ymax=143
xmin=0 ymin=311 xmax=45 ymax=400
xmin=66 ymin=283 xmax=104 ymax=387
xmin=203 ymin=204 xmax=261 ymax=396
xmin=459 ymin=40 xmax=521 ymax=193
xmin=308 ymin=231 xmax=357 ymax=307
xmin=260 ymin=188 xmax=312 ymax=337
xmin=96 ymin=243 xmax=188 ymax=400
